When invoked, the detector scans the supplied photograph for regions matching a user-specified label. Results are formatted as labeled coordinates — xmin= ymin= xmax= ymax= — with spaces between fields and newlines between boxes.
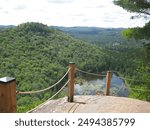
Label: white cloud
xmin=14 ymin=5 xmax=26 ymax=10
xmin=0 ymin=0 xmax=148 ymax=27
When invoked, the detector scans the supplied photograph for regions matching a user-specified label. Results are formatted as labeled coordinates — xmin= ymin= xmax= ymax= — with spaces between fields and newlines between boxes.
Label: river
xmin=74 ymin=73 xmax=129 ymax=97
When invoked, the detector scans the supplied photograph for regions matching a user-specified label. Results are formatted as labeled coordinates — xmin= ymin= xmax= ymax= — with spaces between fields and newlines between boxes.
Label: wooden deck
xmin=30 ymin=95 xmax=150 ymax=113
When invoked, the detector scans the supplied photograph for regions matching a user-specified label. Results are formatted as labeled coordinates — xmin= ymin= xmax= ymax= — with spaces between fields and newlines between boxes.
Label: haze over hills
xmin=53 ymin=26 xmax=137 ymax=45
xmin=0 ymin=24 xmax=132 ymax=48
xmin=0 ymin=25 xmax=135 ymax=45
xmin=0 ymin=25 xmax=15 ymax=29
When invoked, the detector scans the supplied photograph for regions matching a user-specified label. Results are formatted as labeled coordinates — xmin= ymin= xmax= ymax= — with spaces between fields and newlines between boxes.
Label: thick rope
xmin=76 ymin=68 xmax=106 ymax=77
xmin=17 ymin=68 xmax=70 ymax=94
xmin=48 ymin=79 xmax=70 ymax=100
xmin=118 ymin=76 xmax=150 ymax=83
xmin=27 ymin=79 xmax=70 ymax=113
xmin=130 ymin=88 xmax=150 ymax=92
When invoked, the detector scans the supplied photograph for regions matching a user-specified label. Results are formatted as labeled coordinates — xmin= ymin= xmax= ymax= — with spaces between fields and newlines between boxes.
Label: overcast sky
xmin=0 ymin=0 xmax=148 ymax=28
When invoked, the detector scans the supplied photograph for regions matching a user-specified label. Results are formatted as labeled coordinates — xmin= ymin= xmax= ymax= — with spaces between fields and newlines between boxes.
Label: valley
xmin=0 ymin=22 xmax=149 ymax=112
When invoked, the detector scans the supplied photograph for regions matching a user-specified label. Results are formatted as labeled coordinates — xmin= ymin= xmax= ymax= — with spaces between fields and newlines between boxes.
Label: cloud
xmin=84 ymin=5 xmax=105 ymax=9
xmin=3 ymin=11 xmax=9 ymax=14
xmin=0 ymin=0 xmax=146 ymax=27
xmin=14 ymin=5 xmax=26 ymax=10
xmin=103 ymin=19 xmax=114 ymax=23
xmin=47 ymin=0 xmax=74 ymax=4
xmin=72 ymin=13 xmax=84 ymax=17
xmin=4 ymin=0 xmax=10 ymax=2
xmin=82 ymin=18 xmax=91 ymax=22
xmin=95 ymin=5 xmax=105 ymax=8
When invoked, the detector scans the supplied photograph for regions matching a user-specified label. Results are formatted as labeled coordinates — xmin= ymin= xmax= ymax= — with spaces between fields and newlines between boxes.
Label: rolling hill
xmin=0 ymin=22 xmax=149 ymax=112
xmin=54 ymin=26 xmax=137 ymax=45
xmin=0 ymin=22 xmax=111 ymax=112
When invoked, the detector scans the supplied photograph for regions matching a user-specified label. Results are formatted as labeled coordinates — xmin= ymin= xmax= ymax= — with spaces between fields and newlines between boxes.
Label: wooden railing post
xmin=68 ymin=62 xmax=75 ymax=102
xmin=105 ymin=71 xmax=112 ymax=96
xmin=0 ymin=77 xmax=16 ymax=113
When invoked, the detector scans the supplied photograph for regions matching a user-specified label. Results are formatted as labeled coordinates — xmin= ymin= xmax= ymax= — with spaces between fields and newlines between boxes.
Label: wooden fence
xmin=0 ymin=63 xmax=112 ymax=113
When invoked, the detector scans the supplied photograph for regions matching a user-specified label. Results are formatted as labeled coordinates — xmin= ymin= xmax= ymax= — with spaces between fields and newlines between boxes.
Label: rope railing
xmin=110 ymin=75 xmax=150 ymax=93
xmin=27 ymin=79 xmax=70 ymax=113
xmin=111 ymin=75 xmax=150 ymax=94
xmin=118 ymin=76 xmax=150 ymax=83
xmin=76 ymin=68 xmax=150 ymax=95
xmin=76 ymin=68 xmax=106 ymax=77
xmin=48 ymin=79 xmax=70 ymax=100
xmin=76 ymin=68 xmax=111 ymax=96
xmin=130 ymin=88 xmax=150 ymax=92
xmin=108 ymin=70 xmax=150 ymax=83
xmin=17 ymin=68 xmax=70 ymax=94
xmin=1 ymin=62 xmax=149 ymax=113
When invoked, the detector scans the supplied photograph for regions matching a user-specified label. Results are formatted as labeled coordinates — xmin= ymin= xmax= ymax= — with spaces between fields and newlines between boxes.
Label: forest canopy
xmin=0 ymin=22 xmax=111 ymax=112
xmin=113 ymin=0 xmax=150 ymax=57
xmin=0 ymin=22 xmax=149 ymax=112
xmin=113 ymin=0 xmax=150 ymax=40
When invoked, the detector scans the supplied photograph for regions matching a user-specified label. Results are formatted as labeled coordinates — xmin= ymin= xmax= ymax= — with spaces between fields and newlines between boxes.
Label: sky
xmin=0 ymin=0 xmax=148 ymax=28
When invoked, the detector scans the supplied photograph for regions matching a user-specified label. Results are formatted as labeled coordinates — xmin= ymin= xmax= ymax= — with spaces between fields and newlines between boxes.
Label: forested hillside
xmin=0 ymin=22 xmax=149 ymax=112
xmin=0 ymin=22 xmax=111 ymax=112
xmin=55 ymin=26 xmax=138 ymax=45
xmin=56 ymin=26 xmax=150 ymax=102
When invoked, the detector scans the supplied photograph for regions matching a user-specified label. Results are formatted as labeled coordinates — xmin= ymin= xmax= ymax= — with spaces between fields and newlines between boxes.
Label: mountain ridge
xmin=0 ymin=24 xmax=128 ymax=45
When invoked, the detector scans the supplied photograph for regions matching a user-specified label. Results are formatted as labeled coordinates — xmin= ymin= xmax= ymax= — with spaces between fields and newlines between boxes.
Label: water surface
xmin=74 ymin=73 xmax=129 ymax=97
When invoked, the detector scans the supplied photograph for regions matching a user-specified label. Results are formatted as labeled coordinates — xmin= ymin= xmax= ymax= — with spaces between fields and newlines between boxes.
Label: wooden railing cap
xmin=69 ymin=62 xmax=75 ymax=64
xmin=0 ymin=77 xmax=15 ymax=84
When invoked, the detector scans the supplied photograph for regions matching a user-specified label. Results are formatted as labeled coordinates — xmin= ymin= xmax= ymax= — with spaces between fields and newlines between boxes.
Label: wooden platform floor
xmin=30 ymin=96 xmax=150 ymax=113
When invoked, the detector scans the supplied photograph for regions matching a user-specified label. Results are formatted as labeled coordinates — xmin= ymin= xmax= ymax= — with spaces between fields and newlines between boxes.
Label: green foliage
xmin=17 ymin=99 xmax=43 ymax=113
xmin=0 ymin=22 xmax=110 ymax=112
xmin=113 ymin=0 xmax=150 ymax=16
xmin=113 ymin=0 xmax=150 ymax=39
xmin=56 ymin=26 xmax=131 ymax=45
xmin=122 ymin=22 xmax=150 ymax=40
xmin=100 ymin=45 xmax=150 ymax=101
xmin=0 ymin=22 xmax=149 ymax=113
xmin=114 ymin=0 xmax=150 ymax=64
xmin=122 ymin=28 xmax=135 ymax=39
xmin=59 ymin=26 xmax=150 ymax=101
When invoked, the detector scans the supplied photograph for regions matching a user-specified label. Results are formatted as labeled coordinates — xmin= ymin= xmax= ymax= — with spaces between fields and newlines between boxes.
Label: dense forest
xmin=55 ymin=26 xmax=138 ymax=45
xmin=56 ymin=26 xmax=150 ymax=101
xmin=0 ymin=22 xmax=149 ymax=112
xmin=0 ymin=22 xmax=112 ymax=112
